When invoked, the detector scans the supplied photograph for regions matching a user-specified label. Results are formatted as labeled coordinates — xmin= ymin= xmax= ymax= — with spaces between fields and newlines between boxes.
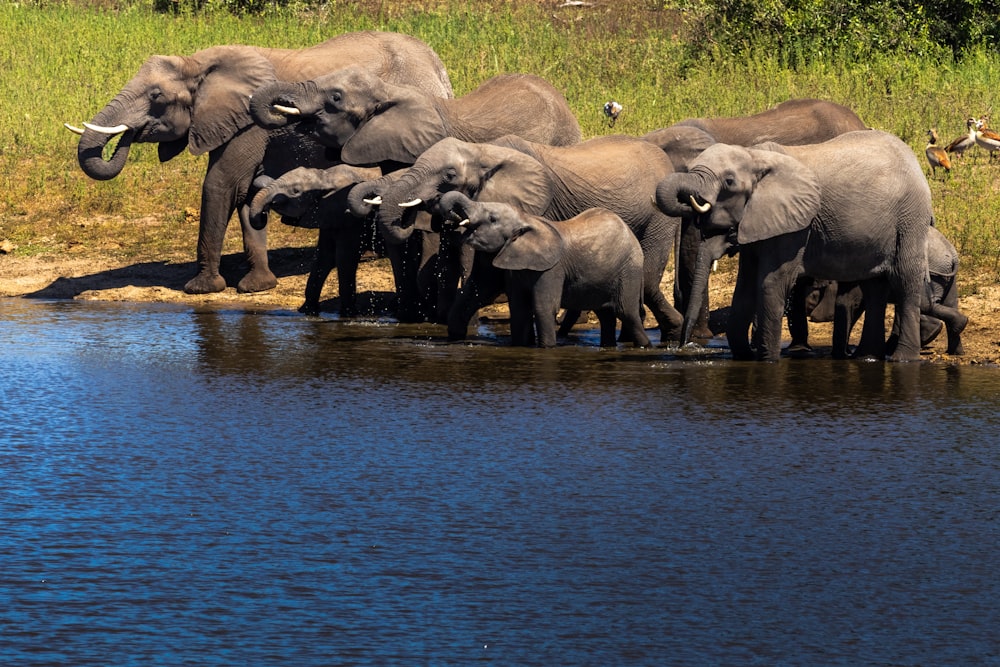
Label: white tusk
xmin=272 ymin=104 xmax=301 ymax=116
xmin=362 ymin=196 xmax=383 ymax=206
xmin=83 ymin=122 xmax=129 ymax=135
xmin=689 ymin=194 xmax=711 ymax=213
xmin=398 ymin=198 xmax=423 ymax=208
xmin=64 ymin=123 xmax=86 ymax=135
xmin=711 ymin=260 xmax=719 ymax=272
xmin=458 ymin=219 xmax=470 ymax=227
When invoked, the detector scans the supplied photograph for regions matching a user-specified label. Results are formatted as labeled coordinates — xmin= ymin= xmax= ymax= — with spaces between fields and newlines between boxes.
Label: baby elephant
xmin=249 ymin=164 xmax=381 ymax=316
xmin=438 ymin=191 xmax=650 ymax=348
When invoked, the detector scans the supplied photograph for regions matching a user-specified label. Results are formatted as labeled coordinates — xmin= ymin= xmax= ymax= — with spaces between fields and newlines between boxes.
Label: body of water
xmin=2 ymin=298 xmax=999 ymax=665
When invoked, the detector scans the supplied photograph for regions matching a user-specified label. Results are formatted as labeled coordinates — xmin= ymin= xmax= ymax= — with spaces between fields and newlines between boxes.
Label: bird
xmin=925 ymin=129 xmax=952 ymax=177
xmin=944 ymin=117 xmax=977 ymax=158
xmin=974 ymin=116 xmax=1000 ymax=161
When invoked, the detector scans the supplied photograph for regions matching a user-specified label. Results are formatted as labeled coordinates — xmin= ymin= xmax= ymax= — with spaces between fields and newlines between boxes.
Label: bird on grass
xmin=945 ymin=117 xmax=977 ymax=159
xmin=925 ymin=129 xmax=952 ymax=177
xmin=974 ymin=116 xmax=1000 ymax=161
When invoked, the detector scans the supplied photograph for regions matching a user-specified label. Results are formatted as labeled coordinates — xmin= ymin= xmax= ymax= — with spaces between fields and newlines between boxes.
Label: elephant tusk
xmin=83 ymin=122 xmax=130 ymax=135
xmin=398 ymin=198 xmax=423 ymax=208
xmin=689 ymin=194 xmax=712 ymax=214
xmin=272 ymin=104 xmax=301 ymax=116
xmin=64 ymin=123 xmax=86 ymax=135
xmin=362 ymin=196 xmax=383 ymax=206
xmin=458 ymin=219 xmax=470 ymax=227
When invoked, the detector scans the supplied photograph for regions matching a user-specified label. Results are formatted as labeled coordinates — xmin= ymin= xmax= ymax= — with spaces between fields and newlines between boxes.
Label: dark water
xmin=2 ymin=298 xmax=1000 ymax=666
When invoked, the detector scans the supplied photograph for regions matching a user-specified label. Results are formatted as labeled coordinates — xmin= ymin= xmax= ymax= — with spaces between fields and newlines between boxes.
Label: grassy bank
xmin=1 ymin=1 xmax=998 ymax=283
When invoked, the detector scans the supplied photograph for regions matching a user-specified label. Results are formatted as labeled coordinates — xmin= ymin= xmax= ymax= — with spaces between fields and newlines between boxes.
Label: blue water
xmin=2 ymin=298 xmax=999 ymax=665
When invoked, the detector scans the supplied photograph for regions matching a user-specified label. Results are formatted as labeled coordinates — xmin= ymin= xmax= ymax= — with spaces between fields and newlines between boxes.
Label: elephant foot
xmin=298 ymin=301 xmax=321 ymax=317
xmin=184 ymin=271 xmax=227 ymax=294
xmin=237 ymin=269 xmax=278 ymax=294
xmin=785 ymin=342 xmax=814 ymax=358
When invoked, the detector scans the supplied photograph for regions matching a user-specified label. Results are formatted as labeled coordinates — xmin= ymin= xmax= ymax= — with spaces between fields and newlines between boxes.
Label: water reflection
xmin=2 ymin=298 xmax=1000 ymax=666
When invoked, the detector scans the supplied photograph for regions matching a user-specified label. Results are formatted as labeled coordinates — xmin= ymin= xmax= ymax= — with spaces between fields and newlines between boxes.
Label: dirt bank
xmin=1 ymin=248 xmax=998 ymax=365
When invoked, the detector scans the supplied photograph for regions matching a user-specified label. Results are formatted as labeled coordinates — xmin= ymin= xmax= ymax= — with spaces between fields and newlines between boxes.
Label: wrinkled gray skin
xmin=68 ymin=31 xmax=452 ymax=295
xmin=439 ymin=192 xmax=650 ymax=348
xmin=250 ymin=67 xmax=581 ymax=162
xmin=250 ymin=69 xmax=580 ymax=322
xmin=655 ymin=130 xmax=931 ymax=362
xmin=249 ymin=164 xmax=381 ymax=316
xmin=790 ymin=226 xmax=967 ymax=356
xmin=643 ymin=98 xmax=869 ymax=336
xmin=349 ymin=135 xmax=682 ymax=341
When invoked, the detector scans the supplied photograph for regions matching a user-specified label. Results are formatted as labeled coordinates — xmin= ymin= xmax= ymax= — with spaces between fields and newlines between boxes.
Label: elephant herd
xmin=66 ymin=30 xmax=968 ymax=361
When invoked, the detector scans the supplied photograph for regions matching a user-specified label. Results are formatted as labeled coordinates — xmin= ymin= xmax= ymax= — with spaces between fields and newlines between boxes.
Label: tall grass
xmin=1 ymin=1 xmax=998 ymax=278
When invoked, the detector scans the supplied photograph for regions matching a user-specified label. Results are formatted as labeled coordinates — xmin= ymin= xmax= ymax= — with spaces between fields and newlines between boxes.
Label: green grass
xmin=1 ymin=1 xmax=999 ymax=279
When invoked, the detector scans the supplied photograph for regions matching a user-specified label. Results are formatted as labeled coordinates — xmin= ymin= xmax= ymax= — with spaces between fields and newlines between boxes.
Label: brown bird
xmin=945 ymin=117 xmax=977 ymax=158
xmin=974 ymin=116 xmax=1000 ymax=161
xmin=925 ymin=129 xmax=952 ymax=177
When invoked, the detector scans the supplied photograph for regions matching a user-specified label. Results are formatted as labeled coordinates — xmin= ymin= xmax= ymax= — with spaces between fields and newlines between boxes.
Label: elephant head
xmin=439 ymin=191 xmax=562 ymax=271
xmin=66 ymin=46 xmax=278 ymax=181
xmin=347 ymin=137 xmax=552 ymax=245
xmin=248 ymin=164 xmax=382 ymax=230
xmin=655 ymin=143 xmax=821 ymax=344
xmin=250 ymin=65 xmax=452 ymax=166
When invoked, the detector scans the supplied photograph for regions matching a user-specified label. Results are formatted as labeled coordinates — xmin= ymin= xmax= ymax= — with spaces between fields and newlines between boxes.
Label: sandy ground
xmin=1 ymin=247 xmax=998 ymax=365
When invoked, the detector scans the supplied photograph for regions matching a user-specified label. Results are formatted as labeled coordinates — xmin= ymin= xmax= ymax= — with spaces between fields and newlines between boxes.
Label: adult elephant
xmin=348 ymin=134 xmax=683 ymax=342
xmin=249 ymin=68 xmax=581 ymax=321
xmin=655 ymin=130 xmax=931 ymax=362
xmin=643 ymin=98 xmax=869 ymax=336
xmin=65 ymin=32 xmax=452 ymax=295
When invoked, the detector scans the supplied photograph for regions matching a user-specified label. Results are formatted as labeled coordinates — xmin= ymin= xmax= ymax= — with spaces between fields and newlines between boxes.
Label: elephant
xmin=655 ymin=129 xmax=932 ymax=362
xmin=65 ymin=31 xmax=452 ymax=295
xmin=248 ymin=164 xmax=382 ymax=316
xmin=347 ymin=134 xmax=684 ymax=342
xmin=248 ymin=68 xmax=581 ymax=322
xmin=438 ymin=192 xmax=650 ymax=348
xmin=249 ymin=66 xmax=581 ymax=163
xmin=643 ymin=98 xmax=869 ymax=336
xmin=788 ymin=226 xmax=968 ymax=357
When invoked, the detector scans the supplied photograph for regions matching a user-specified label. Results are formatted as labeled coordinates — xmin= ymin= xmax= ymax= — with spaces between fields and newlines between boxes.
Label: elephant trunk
xmin=655 ymin=170 xmax=714 ymax=218
xmin=249 ymin=81 xmax=317 ymax=129
xmin=248 ymin=179 xmax=281 ymax=230
xmin=348 ymin=173 xmax=418 ymax=245
xmin=681 ymin=232 xmax=732 ymax=345
xmin=75 ymin=99 xmax=137 ymax=181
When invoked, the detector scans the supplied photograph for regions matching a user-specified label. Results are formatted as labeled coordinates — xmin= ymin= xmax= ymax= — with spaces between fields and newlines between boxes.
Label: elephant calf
xmin=249 ymin=164 xmax=382 ymax=316
xmin=439 ymin=192 xmax=650 ymax=348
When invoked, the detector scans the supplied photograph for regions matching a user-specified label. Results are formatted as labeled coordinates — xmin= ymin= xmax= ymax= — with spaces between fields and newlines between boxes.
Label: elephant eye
xmin=444 ymin=168 xmax=458 ymax=182
xmin=149 ymin=88 xmax=163 ymax=102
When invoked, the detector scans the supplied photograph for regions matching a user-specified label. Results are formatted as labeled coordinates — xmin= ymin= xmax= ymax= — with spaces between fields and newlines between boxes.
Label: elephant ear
xmin=494 ymin=217 xmax=563 ymax=272
xmin=188 ymin=46 xmax=278 ymax=155
xmin=340 ymin=81 xmax=447 ymax=165
xmin=477 ymin=144 xmax=553 ymax=214
xmin=738 ymin=147 xmax=821 ymax=245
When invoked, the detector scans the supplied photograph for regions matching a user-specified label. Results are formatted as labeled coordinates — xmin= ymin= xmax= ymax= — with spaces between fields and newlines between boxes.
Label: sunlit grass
xmin=1 ymin=1 xmax=998 ymax=280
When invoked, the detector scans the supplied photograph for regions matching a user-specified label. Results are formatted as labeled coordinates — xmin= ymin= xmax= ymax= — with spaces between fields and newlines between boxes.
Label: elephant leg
xmin=446 ymin=252 xmax=506 ymax=341
xmin=416 ymin=230 xmax=441 ymax=322
xmin=615 ymin=306 xmax=651 ymax=349
xmin=507 ymin=284 xmax=536 ymax=347
xmin=786 ymin=275 xmax=815 ymax=355
xmin=433 ymin=231 xmax=468 ymax=325
xmin=754 ymin=261 xmax=798 ymax=361
xmin=923 ymin=304 xmax=967 ymax=355
xmin=335 ymin=224 xmax=363 ymax=318
xmin=831 ymin=282 xmax=864 ymax=359
xmin=639 ymin=239 xmax=684 ymax=343
xmin=676 ymin=218 xmax=712 ymax=337
xmin=386 ymin=233 xmax=428 ymax=323
xmin=594 ymin=308 xmax=620 ymax=348
xmin=726 ymin=253 xmax=757 ymax=360
xmin=236 ymin=205 xmax=278 ymax=293
xmin=300 ymin=229 xmax=337 ymax=316
xmin=557 ymin=310 xmax=584 ymax=338
xmin=852 ymin=279 xmax=890 ymax=359
xmin=185 ymin=128 xmax=271 ymax=295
